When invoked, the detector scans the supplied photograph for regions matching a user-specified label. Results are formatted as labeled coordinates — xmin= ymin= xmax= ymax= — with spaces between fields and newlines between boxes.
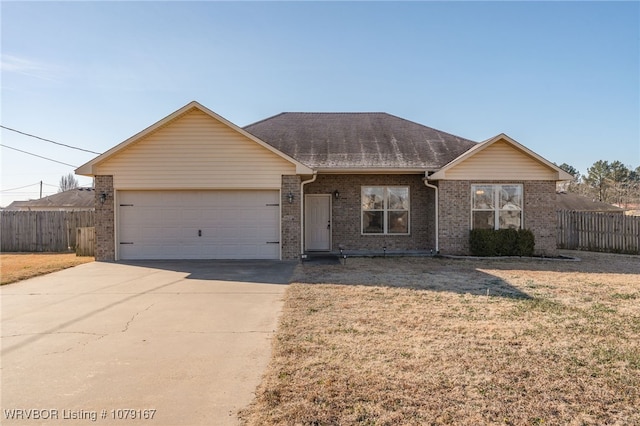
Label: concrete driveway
xmin=1 ymin=260 xmax=294 ymax=425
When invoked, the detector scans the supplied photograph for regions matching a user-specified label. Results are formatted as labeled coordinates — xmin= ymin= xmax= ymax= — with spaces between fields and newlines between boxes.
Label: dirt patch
xmin=241 ymin=250 xmax=640 ymax=425
xmin=1 ymin=253 xmax=94 ymax=285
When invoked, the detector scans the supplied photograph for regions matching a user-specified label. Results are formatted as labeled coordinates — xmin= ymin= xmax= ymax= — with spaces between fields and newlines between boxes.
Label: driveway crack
xmin=2 ymin=331 xmax=106 ymax=338
xmin=121 ymin=303 xmax=156 ymax=333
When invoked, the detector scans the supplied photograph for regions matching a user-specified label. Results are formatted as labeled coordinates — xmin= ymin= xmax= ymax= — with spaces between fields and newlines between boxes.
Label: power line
xmin=0 ymin=182 xmax=41 ymax=192
xmin=1 ymin=182 xmax=64 ymax=192
xmin=0 ymin=125 xmax=101 ymax=155
xmin=0 ymin=144 xmax=78 ymax=167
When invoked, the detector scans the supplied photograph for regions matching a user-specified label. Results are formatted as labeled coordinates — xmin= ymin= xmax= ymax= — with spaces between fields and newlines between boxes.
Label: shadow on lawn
xmin=295 ymin=259 xmax=533 ymax=300
xmin=471 ymin=250 xmax=640 ymax=276
xmin=296 ymin=250 xmax=640 ymax=299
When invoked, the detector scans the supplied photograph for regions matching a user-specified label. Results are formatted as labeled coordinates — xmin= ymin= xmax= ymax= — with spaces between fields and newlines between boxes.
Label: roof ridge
xmin=265 ymin=112 xmax=478 ymax=144
xmin=278 ymin=112 xmax=388 ymax=114
xmin=242 ymin=112 xmax=287 ymax=128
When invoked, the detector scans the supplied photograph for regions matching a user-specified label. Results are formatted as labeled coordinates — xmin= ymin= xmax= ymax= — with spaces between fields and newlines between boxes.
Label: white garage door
xmin=118 ymin=191 xmax=280 ymax=260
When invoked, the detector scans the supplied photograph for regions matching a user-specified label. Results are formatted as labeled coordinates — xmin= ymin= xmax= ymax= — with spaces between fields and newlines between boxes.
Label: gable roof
xmin=428 ymin=133 xmax=575 ymax=181
xmin=76 ymin=101 xmax=313 ymax=176
xmin=3 ymin=187 xmax=95 ymax=211
xmin=244 ymin=112 xmax=478 ymax=171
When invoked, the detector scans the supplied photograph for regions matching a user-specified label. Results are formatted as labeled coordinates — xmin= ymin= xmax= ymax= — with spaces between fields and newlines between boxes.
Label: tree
xmin=608 ymin=161 xmax=631 ymax=206
xmin=556 ymin=163 xmax=581 ymax=192
xmin=58 ymin=173 xmax=79 ymax=192
xmin=558 ymin=163 xmax=580 ymax=180
xmin=584 ymin=160 xmax=611 ymax=202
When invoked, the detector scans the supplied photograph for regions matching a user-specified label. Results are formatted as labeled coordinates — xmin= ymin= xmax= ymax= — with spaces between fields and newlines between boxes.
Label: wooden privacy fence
xmin=557 ymin=210 xmax=640 ymax=254
xmin=76 ymin=227 xmax=95 ymax=256
xmin=1 ymin=211 xmax=95 ymax=253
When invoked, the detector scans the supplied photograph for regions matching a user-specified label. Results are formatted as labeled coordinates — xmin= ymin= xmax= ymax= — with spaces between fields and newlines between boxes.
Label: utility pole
xmin=40 ymin=180 xmax=42 ymax=198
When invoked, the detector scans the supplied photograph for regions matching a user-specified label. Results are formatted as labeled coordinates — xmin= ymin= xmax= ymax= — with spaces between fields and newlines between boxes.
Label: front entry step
xmin=301 ymin=252 xmax=341 ymax=265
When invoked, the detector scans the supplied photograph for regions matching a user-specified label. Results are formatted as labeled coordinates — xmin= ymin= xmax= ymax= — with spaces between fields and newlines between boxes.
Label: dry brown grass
xmin=241 ymin=251 xmax=640 ymax=425
xmin=0 ymin=253 xmax=94 ymax=285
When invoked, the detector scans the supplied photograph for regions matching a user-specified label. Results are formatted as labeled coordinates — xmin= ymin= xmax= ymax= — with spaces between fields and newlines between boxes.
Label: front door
xmin=305 ymin=194 xmax=331 ymax=251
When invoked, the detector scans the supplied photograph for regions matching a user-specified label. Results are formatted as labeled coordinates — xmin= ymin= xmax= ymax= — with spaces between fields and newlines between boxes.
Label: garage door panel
xmin=118 ymin=190 xmax=280 ymax=260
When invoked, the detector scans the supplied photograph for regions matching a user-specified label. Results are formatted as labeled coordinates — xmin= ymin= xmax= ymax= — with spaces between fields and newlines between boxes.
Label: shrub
xmin=470 ymin=228 xmax=535 ymax=256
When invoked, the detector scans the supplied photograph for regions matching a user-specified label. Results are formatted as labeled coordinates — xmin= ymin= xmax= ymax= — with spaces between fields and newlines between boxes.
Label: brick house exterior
xmin=438 ymin=180 xmax=558 ymax=256
xmin=77 ymin=102 xmax=572 ymax=261
xmin=304 ymin=174 xmax=435 ymax=253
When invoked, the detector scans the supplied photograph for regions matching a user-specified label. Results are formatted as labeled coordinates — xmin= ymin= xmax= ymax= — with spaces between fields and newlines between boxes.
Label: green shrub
xmin=469 ymin=228 xmax=535 ymax=256
xmin=516 ymin=229 xmax=535 ymax=256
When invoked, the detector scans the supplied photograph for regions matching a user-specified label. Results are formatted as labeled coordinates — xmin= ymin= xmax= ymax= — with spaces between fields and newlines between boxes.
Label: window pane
xmin=388 ymin=187 xmax=409 ymax=210
xmin=388 ymin=211 xmax=408 ymax=233
xmin=473 ymin=211 xmax=494 ymax=229
xmin=499 ymin=211 xmax=521 ymax=229
xmin=362 ymin=187 xmax=384 ymax=210
xmin=473 ymin=185 xmax=494 ymax=210
xmin=500 ymin=185 xmax=522 ymax=209
xmin=363 ymin=211 xmax=384 ymax=233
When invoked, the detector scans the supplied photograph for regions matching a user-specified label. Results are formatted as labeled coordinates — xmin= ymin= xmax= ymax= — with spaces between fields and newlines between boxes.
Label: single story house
xmin=3 ymin=187 xmax=95 ymax=211
xmin=76 ymin=101 xmax=572 ymax=261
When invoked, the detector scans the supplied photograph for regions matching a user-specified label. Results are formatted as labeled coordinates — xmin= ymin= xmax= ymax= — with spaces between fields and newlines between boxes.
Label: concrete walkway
xmin=1 ymin=261 xmax=293 ymax=425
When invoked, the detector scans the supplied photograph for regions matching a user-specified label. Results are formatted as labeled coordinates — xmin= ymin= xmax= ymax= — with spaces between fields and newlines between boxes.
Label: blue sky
xmin=1 ymin=1 xmax=638 ymax=207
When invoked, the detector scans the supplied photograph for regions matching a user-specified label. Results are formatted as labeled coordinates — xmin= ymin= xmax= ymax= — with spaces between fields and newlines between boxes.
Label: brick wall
xmin=438 ymin=180 xmax=471 ymax=254
xmin=281 ymin=175 xmax=301 ymax=260
xmin=304 ymin=174 xmax=436 ymax=253
xmin=524 ymin=181 xmax=557 ymax=256
xmin=438 ymin=180 xmax=558 ymax=256
xmin=94 ymin=175 xmax=115 ymax=261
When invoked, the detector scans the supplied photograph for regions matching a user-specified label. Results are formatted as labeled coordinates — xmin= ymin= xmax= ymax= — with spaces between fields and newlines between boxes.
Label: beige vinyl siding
xmin=441 ymin=140 xmax=557 ymax=180
xmin=95 ymin=108 xmax=295 ymax=189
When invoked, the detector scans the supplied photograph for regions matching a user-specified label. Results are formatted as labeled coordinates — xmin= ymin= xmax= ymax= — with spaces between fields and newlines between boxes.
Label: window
xmin=472 ymin=184 xmax=522 ymax=230
xmin=362 ymin=186 xmax=409 ymax=234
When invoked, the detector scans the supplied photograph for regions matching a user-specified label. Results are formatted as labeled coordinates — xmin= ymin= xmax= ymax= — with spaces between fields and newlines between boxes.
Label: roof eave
xmin=313 ymin=167 xmax=432 ymax=174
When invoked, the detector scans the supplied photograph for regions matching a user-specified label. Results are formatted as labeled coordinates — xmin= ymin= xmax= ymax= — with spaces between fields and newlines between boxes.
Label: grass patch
xmin=241 ymin=252 xmax=640 ymax=425
xmin=1 ymin=253 xmax=94 ymax=285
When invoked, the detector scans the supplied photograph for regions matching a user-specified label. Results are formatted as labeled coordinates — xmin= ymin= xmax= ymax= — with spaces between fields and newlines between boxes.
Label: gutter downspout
xmin=423 ymin=172 xmax=439 ymax=254
xmin=300 ymin=172 xmax=318 ymax=257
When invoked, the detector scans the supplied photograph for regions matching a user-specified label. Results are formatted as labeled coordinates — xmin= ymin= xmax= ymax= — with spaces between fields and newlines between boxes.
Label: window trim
xmin=361 ymin=186 xmax=410 ymax=235
xmin=470 ymin=184 xmax=523 ymax=230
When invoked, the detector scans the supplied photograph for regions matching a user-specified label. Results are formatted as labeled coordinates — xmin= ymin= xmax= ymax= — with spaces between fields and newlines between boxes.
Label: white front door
xmin=305 ymin=194 xmax=331 ymax=251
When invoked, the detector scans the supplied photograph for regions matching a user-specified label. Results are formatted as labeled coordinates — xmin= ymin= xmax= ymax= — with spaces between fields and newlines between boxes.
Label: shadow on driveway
xmin=118 ymin=259 xmax=297 ymax=284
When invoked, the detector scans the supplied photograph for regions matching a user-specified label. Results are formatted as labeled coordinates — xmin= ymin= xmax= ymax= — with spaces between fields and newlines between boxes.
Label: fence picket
xmin=1 ymin=211 xmax=94 ymax=252
xmin=557 ymin=210 xmax=639 ymax=254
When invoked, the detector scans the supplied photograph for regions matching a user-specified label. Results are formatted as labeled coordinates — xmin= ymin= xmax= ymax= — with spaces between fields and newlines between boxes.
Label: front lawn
xmin=1 ymin=253 xmax=94 ymax=285
xmin=241 ymin=251 xmax=640 ymax=425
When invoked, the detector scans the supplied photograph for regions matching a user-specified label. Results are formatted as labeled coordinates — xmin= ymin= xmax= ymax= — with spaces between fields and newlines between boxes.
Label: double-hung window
xmin=361 ymin=186 xmax=409 ymax=234
xmin=472 ymin=184 xmax=522 ymax=230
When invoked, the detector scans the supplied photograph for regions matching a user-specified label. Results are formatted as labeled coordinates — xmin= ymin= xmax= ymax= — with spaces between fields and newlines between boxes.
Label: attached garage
xmin=118 ymin=190 xmax=280 ymax=260
xmin=76 ymin=102 xmax=312 ymax=261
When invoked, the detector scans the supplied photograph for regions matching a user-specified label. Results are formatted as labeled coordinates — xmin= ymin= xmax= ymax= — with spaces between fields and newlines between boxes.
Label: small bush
xmin=470 ymin=228 xmax=535 ymax=256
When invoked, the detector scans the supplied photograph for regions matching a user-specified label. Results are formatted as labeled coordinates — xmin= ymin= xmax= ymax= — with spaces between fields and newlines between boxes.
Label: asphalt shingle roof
xmin=556 ymin=192 xmax=625 ymax=213
xmin=4 ymin=187 xmax=95 ymax=210
xmin=244 ymin=112 xmax=478 ymax=169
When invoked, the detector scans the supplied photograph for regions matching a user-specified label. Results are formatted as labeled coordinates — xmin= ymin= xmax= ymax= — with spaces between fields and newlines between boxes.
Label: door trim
xmin=304 ymin=194 xmax=332 ymax=251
